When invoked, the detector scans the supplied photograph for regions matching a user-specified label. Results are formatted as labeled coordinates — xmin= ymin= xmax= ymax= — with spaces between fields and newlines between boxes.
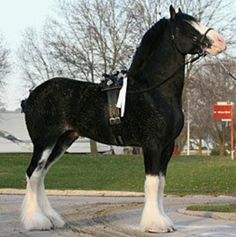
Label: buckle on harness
xmin=109 ymin=117 xmax=121 ymax=125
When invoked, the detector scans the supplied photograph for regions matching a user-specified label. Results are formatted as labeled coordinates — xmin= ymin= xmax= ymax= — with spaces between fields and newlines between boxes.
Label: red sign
xmin=213 ymin=104 xmax=233 ymax=120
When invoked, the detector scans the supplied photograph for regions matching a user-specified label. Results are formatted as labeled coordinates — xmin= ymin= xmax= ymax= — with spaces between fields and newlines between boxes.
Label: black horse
xmin=21 ymin=6 xmax=226 ymax=233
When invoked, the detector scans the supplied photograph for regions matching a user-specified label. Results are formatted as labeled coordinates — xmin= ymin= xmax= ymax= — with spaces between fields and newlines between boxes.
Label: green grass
xmin=166 ymin=156 xmax=236 ymax=196
xmin=187 ymin=204 xmax=236 ymax=213
xmin=0 ymin=154 xmax=236 ymax=196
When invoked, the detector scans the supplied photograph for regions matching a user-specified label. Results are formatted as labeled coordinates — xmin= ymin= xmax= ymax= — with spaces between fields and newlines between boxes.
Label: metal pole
xmin=186 ymin=95 xmax=191 ymax=156
xmin=222 ymin=121 xmax=226 ymax=157
xmin=231 ymin=108 xmax=234 ymax=160
xmin=187 ymin=119 xmax=190 ymax=156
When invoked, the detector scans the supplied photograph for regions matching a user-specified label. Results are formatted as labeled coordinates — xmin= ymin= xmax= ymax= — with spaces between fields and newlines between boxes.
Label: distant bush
xmin=210 ymin=149 xmax=229 ymax=156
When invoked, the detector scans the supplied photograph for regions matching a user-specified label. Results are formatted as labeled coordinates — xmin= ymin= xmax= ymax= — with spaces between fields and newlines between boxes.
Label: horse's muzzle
xmin=205 ymin=31 xmax=227 ymax=55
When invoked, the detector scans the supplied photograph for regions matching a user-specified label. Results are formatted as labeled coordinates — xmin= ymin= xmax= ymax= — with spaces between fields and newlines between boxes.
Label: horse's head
xmin=169 ymin=6 xmax=226 ymax=56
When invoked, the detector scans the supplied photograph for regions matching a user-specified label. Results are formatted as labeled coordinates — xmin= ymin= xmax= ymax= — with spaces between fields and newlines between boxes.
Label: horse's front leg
xmin=140 ymin=144 xmax=174 ymax=233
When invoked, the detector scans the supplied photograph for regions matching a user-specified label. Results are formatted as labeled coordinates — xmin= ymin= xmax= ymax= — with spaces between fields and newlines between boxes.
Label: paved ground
xmin=1 ymin=194 xmax=236 ymax=237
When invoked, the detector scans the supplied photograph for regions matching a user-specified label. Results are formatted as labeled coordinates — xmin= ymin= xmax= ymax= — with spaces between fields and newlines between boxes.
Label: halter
xmin=127 ymin=22 xmax=213 ymax=94
xmin=169 ymin=20 xmax=213 ymax=56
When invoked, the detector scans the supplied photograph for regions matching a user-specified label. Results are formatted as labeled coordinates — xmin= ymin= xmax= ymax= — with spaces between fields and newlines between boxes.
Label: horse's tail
xmin=21 ymin=98 xmax=28 ymax=113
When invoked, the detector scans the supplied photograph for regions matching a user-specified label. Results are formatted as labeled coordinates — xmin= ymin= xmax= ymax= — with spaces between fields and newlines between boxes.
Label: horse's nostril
xmin=217 ymin=35 xmax=224 ymax=43
xmin=215 ymin=34 xmax=226 ymax=50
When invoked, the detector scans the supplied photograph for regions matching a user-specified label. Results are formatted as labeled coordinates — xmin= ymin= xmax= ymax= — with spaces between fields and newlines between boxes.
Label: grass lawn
xmin=187 ymin=204 xmax=236 ymax=213
xmin=0 ymin=154 xmax=235 ymax=196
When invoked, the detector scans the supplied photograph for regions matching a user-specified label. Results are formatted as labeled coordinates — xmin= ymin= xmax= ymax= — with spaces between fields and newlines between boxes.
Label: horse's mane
xmin=128 ymin=18 xmax=168 ymax=78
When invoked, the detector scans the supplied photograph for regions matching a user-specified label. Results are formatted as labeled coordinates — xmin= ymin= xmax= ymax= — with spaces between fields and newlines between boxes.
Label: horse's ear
xmin=178 ymin=8 xmax=182 ymax=14
xmin=169 ymin=5 xmax=176 ymax=20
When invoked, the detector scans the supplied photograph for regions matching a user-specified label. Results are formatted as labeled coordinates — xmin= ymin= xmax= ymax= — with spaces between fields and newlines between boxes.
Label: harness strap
xmin=127 ymin=53 xmax=204 ymax=94
xmin=200 ymin=28 xmax=213 ymax=43
xmin=102 ymin=87 xmax=121 ymax=125
xmin=112 ymin=125 xmax=125 ymax=145
xmin=101 ymin=78 xmax=125 ymax=145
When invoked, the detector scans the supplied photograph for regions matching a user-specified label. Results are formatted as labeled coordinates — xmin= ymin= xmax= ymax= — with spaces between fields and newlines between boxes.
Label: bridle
xmin=169 ymin=20 xmax=213 ymax=57
xmin=127 ymin=21 xmax=213 ymax=94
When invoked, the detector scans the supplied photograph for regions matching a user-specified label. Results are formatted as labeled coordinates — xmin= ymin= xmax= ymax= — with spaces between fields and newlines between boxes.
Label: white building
xmin=0 ymin=111 xmax=113 ymax=153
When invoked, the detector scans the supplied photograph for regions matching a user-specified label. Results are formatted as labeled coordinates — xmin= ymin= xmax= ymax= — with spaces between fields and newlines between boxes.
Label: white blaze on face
xmin=189 ymin=20 xmax=227 ymax=55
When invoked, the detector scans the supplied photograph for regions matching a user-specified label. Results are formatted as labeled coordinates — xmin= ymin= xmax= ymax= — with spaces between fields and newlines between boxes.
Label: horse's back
xmin=23 ymin=77 xmax=105 ymax=144
xmin=27 ymin=77 xmax=96 ymax=101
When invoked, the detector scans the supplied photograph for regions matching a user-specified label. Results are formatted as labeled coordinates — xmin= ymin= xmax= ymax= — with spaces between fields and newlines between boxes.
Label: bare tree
xmin=185 ymin=57 xmax=236 ymax=155
xmin=0 ymin=36 xmax=10 ymax=84
xmin=19 ymin=0 xmax=236 ymax=82
xmin=0 ymin=36 xmax=10 ymax=109
xmin=41 ymin=0 xmax=141 ymax=82
xmin=18 ymin=28 xmax=64 ymax=87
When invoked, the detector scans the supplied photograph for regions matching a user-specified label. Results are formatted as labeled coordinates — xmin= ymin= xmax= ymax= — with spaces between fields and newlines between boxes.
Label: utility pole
xmin=186 ymin=96 xmax=190 ymax=156
xmin=230 ymin=109 xmax=234 ymax=160
xmin=187 ymin=118 xmax=190 ymax=156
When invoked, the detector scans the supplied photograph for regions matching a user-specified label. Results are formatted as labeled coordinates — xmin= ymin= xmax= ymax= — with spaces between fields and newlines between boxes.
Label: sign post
xmin=231 ymin=111 xmax=234 ymax=160
xmin=213 ymin=102 xmax=234 ymax=160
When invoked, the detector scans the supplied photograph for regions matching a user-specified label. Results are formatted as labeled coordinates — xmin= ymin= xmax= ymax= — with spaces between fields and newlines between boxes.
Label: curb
xmin=178 ymin=208 xmax=236 ymax=222
xmin=0 ymin=188 xmax=144 ymax=197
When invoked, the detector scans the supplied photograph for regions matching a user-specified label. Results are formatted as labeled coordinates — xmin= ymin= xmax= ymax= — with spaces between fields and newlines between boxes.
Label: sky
xmin=0 ymin=0 xmax=55 ymax=49
xmin=0 ymin=0 xmax=56 ymax=110
xmin=0 ymin=0 xmax=236 ymax=110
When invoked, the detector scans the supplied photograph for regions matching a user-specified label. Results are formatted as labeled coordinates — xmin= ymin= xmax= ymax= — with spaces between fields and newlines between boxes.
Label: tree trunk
xmin=219 ymin=141 xmax=225 ymax=156
xmin=198 ymin=138 xmax=202 ymax=155
xmin=90 ymin=139 xmax=98 ymax=154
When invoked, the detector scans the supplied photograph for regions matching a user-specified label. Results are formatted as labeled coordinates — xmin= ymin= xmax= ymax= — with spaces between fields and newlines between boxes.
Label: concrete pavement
xmin=0 ymin=194 xmax=236 ymax=237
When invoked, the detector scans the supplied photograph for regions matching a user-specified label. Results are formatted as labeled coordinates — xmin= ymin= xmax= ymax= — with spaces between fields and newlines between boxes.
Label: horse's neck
xmin=129 ymin=30 xmax=186 ymax=97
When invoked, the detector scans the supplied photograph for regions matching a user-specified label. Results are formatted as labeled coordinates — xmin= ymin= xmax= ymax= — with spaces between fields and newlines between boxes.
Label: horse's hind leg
xmin=21 ymin=146 xmax=54 ymax=230
xmin=21 ymin=130 xmax=79 ymax=230
xmin=38 ymin=131 xmax=79 ymax=228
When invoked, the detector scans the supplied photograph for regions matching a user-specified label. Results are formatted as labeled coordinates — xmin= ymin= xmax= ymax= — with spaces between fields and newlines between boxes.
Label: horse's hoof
xmin=147 ymin=225 xmax=175 ymax=233
xmin=22 ymin=213 xmax=53 ymax=231
xmin=45 ymin=209 xmax=65 ymax=228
